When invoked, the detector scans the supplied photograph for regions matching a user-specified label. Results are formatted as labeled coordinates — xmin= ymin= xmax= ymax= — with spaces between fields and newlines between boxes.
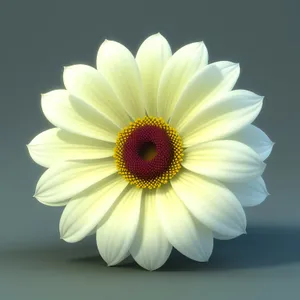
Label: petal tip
xmin=63 ymin=65 xmax=73 ymax=71
xmin=152 ymin=32 xmax=168 ymax=42
xmin=193 ymin=41 xmax=205 ymax=49
xmin=102 ymin=39 xmax=114 ymax=47
xmin=229 ymin=62 xmax=240 ymax=72
xmin=233 ymin=62 xmax=240 ymax=72
xmin=200 ymin=41 xmax=207 ymax=49
xmin=60 ymin=234 xmax=75 ymax=243
xmin=103 ymin=256 xmax=122 ymax=267
xmin=203 ymin=256 xmax=210 ymax=263
xmin=238 ymin=221 xmax=247 ymax=236
xmin=225 ymin=61 xmax=240 ymax=68
xmin=144 ymin=265 xmax=157 ymax=271
xmin=40 ymin=94 xmax=47 ymax=102
xmin=107 ymin=261 xmax=117 ymax=267
xmin=59 ymin=234 xmax=74 ymax=243
xmin=41 ymin=90 xmax=56 ymax=100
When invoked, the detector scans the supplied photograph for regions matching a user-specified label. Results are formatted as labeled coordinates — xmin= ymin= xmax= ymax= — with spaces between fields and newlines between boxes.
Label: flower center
xmin=114 ymin=116 xmax=184 ymax=189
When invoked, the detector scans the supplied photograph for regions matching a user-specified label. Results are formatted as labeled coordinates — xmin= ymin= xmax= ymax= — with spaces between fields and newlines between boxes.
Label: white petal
xmin=224 ymin=176 xmax=269 ymax=207
xmin=35 ymin=158 xmax=117 ymax=205
xmin=96 ymin=40 xmax=145 ymax=119
xmin=228 ymin=125 xmax=274 ymax=161
xmin=136 ymin=33 xmax=172 ymax=116
xmin=63 ymin=64 xmax=131 ymax=128
xmin=170 ymin=61 xmax=240 ymax=129
xmin=171 ymin=169 xmax=246 ymax=237
xmin=157 ymin=42 xmax=208 ymax=121
xmin=156 ymin=183 xmax=213 ymax=262
xmin=41 ymin=90 xmax=119 ymax=143
xmin=180 ymin=90 xmax=264 ymax=147
xmin=182 ymin=140 xmax=266 ymax=183
xmin=60 ymin=174 xmax=128 ymax=243
xmin=27 ymin=128 xmax=114 ymax=168
xmin=96 ymin=186 xmax=142 ymax=266
xmin=130 ymin=189 xmax=172 ymax=271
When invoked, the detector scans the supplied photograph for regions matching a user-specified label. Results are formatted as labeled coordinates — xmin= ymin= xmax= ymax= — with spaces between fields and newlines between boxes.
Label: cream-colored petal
xmin=41 ymin=90 xmax=119 ymax=143
xmin=180 ymin=90 xmax=264 ymax=147
xmin=96 ymin=40 xmax=145 ymax=119
xmin=96 ymin=186 xmax=142 ymax=266
xmin=171 ymin=169 xmax=246 ymax=237
xmin=35 ymin=158 xmax=117 ymax=205
xmin=170 ymin=61 xmax=240 ymax=129
xmin=136 ymin=33 xmax=172 ymax=116
xmin=156 ymin=183 xmax=213 ymax=262
xmin=213 ymin=174 xmax=266 ymax=238
xmin=224 ymin=176 xmax=269 ymax=207
xmin=27 ymin=128 xmax=114 ymax=168
xmin=130 ymin=189 xmax=172 ymax=271
xmin=63 ymin=64 xmax=131 ymax=128
xmin=59 ymin=174 xmax=128 ymax=243
xmin=157 ymin=42 xmax=208 ymax=121
xmin=227 ymin=125 xmax=274 ymax=161
xmin=182 ymin=140 xmax=266 ymax=183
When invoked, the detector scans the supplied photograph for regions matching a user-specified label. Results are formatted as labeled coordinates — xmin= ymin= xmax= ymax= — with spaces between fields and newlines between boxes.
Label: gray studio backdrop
xmin=0 ymin=0 xmax=299 ymax=299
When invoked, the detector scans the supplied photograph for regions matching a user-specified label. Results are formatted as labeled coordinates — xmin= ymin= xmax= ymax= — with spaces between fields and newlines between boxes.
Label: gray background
xmin=0 ymin=0 xmax=299 ymax=299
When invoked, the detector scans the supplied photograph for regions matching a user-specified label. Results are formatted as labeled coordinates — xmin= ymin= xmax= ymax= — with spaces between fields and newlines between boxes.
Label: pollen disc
xmin=114 ymin=116 xmax=184 ymax=189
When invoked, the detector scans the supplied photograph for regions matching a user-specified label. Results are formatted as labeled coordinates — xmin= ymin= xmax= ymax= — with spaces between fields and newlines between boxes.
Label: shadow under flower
xmin=69 ymin=225 xmax=300 ymax=271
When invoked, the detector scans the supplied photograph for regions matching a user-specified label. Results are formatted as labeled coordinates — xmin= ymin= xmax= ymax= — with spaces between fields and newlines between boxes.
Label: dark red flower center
xmin=123 ymin=125 xmax=174 ymax=180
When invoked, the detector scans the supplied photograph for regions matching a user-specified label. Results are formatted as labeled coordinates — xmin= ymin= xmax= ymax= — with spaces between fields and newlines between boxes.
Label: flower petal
xmin=130 ymin=189 xmax=172 ymax=271
xmin=224 ymin=176 xmax=269 ymax=207
xmin=227 ymin=125 xmax=274 ymax=161
xmin=180 ymin=90 xmax=264 ymax=147
xmin=27 ymin=128 xmax=114 ymax=168
xmin=35 ymin=158 xmax=117 ymax=205
xmin=171 ymin=169 xmax=246 ymax=237
xmin=156 ymin=183 xmax=213 ymax=262
xmin=60 ymin=174 xmax=128 ymax=243
xmin=41 ymin=90 xmax=119 ymax=143
xmin=157 ymin=42 xmax=208 ymax=121
xmin=96 ymin=186 xmax=142 ymax=266
xmin=136 ymin=33 xmax=172 ymax=116
xmin=170 ymin=61 xmax=240 ymax=129
xmin=63 ymin=64 xmax=131 ymax=128
xmin=96 ymin=40 xmax=145 ymax=119
xmin=182 ymin=140 xmax=266 ymax=183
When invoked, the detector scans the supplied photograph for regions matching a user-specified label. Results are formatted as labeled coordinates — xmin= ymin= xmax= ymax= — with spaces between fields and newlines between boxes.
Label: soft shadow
xmin=69 ymin=226 xmax=300 ymax=271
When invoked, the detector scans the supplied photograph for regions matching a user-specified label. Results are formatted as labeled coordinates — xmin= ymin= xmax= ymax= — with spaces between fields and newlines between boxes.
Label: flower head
xmin=28 ymin=33 xmax=273 ymax=271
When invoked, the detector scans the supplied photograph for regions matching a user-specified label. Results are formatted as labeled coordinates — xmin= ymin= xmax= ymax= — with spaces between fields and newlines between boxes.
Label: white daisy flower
xmin=28 ymin=33 xmax=273 ymax=271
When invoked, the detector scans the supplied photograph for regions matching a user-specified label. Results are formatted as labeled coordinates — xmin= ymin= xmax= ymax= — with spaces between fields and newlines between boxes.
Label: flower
xmin=27 ymin=33 xmax=273 ymax=271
